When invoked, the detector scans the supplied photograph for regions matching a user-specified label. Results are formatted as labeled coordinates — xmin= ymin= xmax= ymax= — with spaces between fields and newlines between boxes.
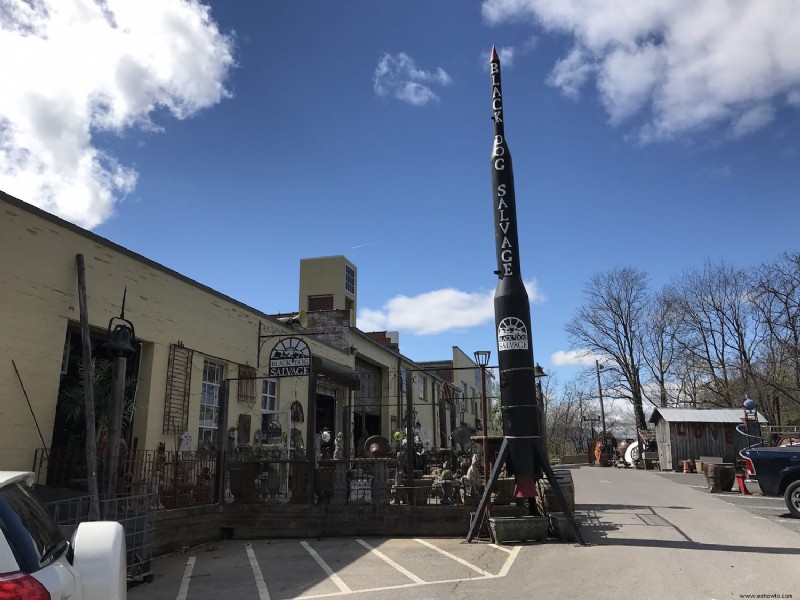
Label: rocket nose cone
xmin=490 ymin=45 xmax=499 ymax=62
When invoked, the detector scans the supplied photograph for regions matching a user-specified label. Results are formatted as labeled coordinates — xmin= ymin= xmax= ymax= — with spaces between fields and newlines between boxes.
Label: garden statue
xmin=392 ymin=451 xmax=408 ymax=504
xmin=438 ymin=461 xmax=456 ymax=505
xmin=333 ymin=432 xmax=344 ymax=459
xmin=320 ymin=427 xmax=333 ymax=459
xmin=461 ymin=454 xmax=481 ymax=501
xmin=178 ymin=431 xmax=192 ymax=454
xmin=413 ymin=435 xmax=428 ymax=472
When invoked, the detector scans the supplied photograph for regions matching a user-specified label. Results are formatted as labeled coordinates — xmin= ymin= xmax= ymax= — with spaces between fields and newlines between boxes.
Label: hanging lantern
xmin=106 ymin=316 xmax=136 ymax=358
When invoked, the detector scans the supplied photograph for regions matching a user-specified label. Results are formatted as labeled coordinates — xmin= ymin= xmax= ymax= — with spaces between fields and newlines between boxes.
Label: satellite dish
xmin=364 ymin=435 xmax=391 ymax=458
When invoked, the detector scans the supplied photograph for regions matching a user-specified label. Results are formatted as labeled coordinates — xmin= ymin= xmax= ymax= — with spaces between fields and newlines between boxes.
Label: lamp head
xmin=474 ymin=350 xmax=491 ymax=366
xmin=106 ymin=317 xmax=136 ymax=358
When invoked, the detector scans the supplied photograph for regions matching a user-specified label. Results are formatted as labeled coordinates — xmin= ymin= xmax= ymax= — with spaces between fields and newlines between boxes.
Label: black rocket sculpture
xmin=489 ymin=45 xmax=542 ymax=498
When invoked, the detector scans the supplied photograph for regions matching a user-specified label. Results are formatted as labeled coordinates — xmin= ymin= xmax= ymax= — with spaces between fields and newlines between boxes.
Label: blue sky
xmin=2 ymin=0 xmax=800 ymax=388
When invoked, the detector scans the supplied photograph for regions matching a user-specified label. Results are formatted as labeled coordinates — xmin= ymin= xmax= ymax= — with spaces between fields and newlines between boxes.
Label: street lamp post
xmin=581 ymin=415 xmax=600 ymax=439
xmin=534 ymin=363 xmax=548 ymax=460
xmin=595 ymin=360 xmax=607 ymax=440
xmin=474 ymin=350 xmax=491 ymax=487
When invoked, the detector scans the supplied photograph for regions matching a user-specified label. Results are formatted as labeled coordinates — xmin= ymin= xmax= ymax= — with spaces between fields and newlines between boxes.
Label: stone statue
xmin=461 ymin=453 xmax=481 ymax=498
xmin=178 ymin=431 xmax=192 ymax=454
xmin=333 ymin=432 xmax=344 ymax=460
xmin=438 ymin=461 xmax=456 ymax=505
xmin=320 ymin=428 xmax=333 ymax=459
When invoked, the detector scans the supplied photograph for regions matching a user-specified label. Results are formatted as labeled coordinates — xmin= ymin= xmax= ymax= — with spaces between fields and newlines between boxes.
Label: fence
xmin=34 ymin=447 xmax=219 ymax=510
xmin=43 ymin=493 xmax=155 ymax=583
xmin=224 ymin=456 xmax=487 ymax=507
xmin=34 ymin=447 xmax=486 ymax=510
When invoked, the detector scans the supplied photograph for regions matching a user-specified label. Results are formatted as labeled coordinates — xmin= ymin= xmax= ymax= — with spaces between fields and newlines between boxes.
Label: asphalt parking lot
xmin=131 ymin=467 xmax=800 ymax=600
xmin=655 ymin=470 xmax=800 ymax=535
xmin=131 ymin=536 xmax=521 ymax=600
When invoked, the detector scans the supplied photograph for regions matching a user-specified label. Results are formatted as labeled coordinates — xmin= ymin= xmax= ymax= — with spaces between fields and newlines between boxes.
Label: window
xmin=418 ymin=376 xmax=426 ymax=400
xmin=400 ymin=367 xmax=408 ymax=393
xmin=308 ymin=295 xmax=333 ymax=311
xmin=471 ymin=387 xmax=477 ymax=415
xmin=238 ymin=365 xmax=257 ymax=407
xmin=261 ymin=378 xmax=277 ymax=413
xmin=198 ymin=360 xmax=223 ymax=447
xmin=345 ymin=264 xmax=355 ymax=294
xmin=0 ymin=482 xmax=67 ymax=573
xmin=260 ymin=378 xmax=278 ymax=435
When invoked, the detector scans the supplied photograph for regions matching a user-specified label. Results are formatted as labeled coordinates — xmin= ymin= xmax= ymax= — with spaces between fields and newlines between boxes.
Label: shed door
xmin=659 ymin=440 xmax=672 ymax=471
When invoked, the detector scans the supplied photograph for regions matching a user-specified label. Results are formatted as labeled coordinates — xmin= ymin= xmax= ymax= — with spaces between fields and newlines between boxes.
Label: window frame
xmin=198 ymin=359 xmax=224 ymax=447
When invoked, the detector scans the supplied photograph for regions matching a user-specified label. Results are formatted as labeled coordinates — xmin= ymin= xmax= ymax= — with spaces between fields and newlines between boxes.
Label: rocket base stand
xmin=465 ymin=438 xmax=586 ymax=545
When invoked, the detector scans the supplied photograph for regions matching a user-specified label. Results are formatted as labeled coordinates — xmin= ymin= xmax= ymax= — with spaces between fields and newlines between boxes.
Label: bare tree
xmin=751 ymin=252 xmax=800 ymax=420
xmin=668 ymin=261 xmax=762 ymax=407
xmin=566 ymin=267 xmax=649 ymax=431
xmin=641 ymin=289 xmax=681 ymax=408
xmin=545 ymin=379 xmax=590 ymax=458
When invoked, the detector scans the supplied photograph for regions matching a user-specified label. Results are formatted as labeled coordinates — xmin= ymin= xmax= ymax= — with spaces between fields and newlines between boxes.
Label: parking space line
xmin=496 ymin=545 xmax=521 ymax=577
xmin=413 ymin=538 xmax=494 ymax=577
xmin=489 ymin=543 xmax=513 ymax=554
xmin=300 ymin=541 xmax=352 ymax=594
xmin=299 ymin=576 xmax=495 ymax=599
xmin=176 ymin=556 xmax=195 ymax=600
xmin=355 ymin=539 xmax=425 ymax=583
xmin=245 ymin=543 xmax=271 ymax=600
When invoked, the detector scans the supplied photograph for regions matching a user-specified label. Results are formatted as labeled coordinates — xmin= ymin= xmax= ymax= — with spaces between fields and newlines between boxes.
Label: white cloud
xmin=482 ymin=0 xmax=800 ymax=141
xmin=0 ymin=0 xmax=235 ymax=228
xmin=550 ymin=349 xmax=603 ymax=367
xmin=483 ymin=37 xmax=537 ymax=70
xmin=358 ymin=280 xmax=543 ymax=335
xmin=373 ymin=52 xmax=452 ymax=106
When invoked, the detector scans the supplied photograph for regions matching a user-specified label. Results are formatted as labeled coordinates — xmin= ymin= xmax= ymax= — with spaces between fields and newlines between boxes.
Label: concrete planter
xmin=548 ymin=512 xmax=584 ymax=542
xmin=488 ymin=516 xmax=548 ymax=544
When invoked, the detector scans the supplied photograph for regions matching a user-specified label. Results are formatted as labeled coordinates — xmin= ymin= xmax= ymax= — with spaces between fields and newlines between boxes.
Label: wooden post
xmin=405 ymin=373 xmax=415 ymax=499
xmin=306 ymin=373 xmax=317 ymax=504
xmin=76 ymin=254 xmax=100 ymax=520
xmin=103 ymin=355 xmax=126 ymax=518
xmin=216 ymin=379 xmax=230 ymax=504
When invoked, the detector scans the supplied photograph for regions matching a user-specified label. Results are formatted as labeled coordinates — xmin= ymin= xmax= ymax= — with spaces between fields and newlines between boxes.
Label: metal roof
xmin=649 ymin=408 xmax=768 ymax=425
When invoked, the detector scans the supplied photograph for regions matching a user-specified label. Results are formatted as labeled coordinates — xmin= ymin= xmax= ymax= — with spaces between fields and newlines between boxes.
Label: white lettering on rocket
xmin=497 ymin=317 xmax=529 ymax=351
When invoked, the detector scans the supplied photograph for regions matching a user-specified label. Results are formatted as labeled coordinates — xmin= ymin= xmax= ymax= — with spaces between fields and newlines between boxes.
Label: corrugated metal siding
xmin=650 ymin=408 xmax=768 ymax=424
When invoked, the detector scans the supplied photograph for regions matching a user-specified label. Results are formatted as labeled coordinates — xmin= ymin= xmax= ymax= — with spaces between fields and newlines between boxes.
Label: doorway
xmin=316 ymin=392 xmax=336 ymax=434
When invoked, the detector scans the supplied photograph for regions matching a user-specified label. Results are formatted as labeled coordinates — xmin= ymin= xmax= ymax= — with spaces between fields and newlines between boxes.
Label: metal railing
xmin=35 ymin=447 xmax=491 ymax=509
xmin=34 ymin=447 xmax=219 ymax=510
xmin=44 ymin=493 xmax=155 ymax=584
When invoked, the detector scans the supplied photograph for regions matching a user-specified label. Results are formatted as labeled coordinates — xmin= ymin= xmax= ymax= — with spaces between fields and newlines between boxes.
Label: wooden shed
xmin=649 ymin=408 xmax=768 ymax=471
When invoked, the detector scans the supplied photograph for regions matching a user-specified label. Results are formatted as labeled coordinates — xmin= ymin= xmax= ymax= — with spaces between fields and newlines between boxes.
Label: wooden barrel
xmin=539 ymin=469 xmax=575 ymax=513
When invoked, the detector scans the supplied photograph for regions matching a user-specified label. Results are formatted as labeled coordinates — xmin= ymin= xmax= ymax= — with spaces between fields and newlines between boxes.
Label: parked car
xmin=743 ymin=446 xmax=800 ymax=518
xmin=0 ymin=471 xmax=126 ymax=599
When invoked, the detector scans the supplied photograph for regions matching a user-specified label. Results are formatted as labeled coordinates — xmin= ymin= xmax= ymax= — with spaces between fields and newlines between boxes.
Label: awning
xmin=312 ymin=356 xmax=361 ymax=390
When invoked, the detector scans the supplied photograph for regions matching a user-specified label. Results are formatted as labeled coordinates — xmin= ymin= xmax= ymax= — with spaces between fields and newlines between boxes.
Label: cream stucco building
xmin=1 ymin=191 xmax=483 ymax=479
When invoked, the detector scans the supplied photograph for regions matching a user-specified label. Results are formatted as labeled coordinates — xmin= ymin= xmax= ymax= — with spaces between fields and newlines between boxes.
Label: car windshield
xmin=0 ymin=482 xmax=67 ymax=573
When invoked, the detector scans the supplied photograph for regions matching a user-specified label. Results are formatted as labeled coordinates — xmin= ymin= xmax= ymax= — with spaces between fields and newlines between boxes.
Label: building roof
xmin=649 ymin=407 xmax=768 ymax=425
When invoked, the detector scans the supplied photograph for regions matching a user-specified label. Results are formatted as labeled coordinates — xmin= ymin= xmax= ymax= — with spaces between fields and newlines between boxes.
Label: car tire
xmin=785 ymin=480 xmax=800 ymax=519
